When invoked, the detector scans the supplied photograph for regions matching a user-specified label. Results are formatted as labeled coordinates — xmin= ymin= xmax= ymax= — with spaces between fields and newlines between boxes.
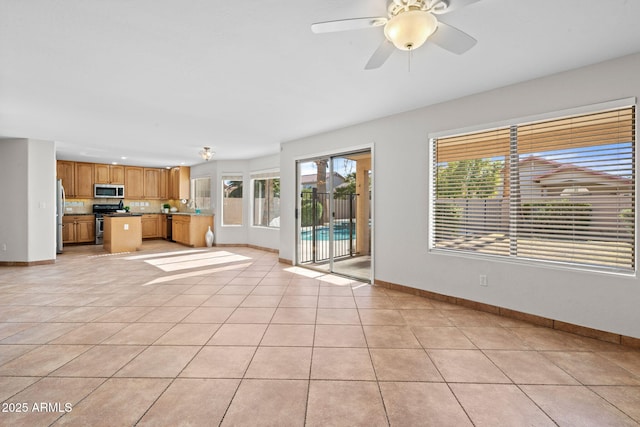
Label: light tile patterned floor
xmin=1 ymin=241 xmax=639 ymax=426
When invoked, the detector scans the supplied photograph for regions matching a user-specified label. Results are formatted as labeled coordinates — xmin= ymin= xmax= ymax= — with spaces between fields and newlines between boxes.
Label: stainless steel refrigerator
xmin=56 ymin=179 xmax=65 ymax=254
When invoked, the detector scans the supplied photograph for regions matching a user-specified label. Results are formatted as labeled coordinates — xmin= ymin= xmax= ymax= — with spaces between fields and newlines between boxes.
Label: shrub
xmin=301 ymin=199 xmax=323 ymax=227
xmin=520 ymin=200 xmax=591 ymax=237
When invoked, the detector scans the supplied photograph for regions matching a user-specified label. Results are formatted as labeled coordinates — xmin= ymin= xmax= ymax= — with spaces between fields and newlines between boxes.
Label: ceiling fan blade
xmin=311 ymin=17 xmax=387 ymax=34
xmin=431 ymin=0 xmax=481 ymax=15
xmin=365 ymin=40 xmax=395 ymax=70
xmin=429 ymin=21 xmax=477 ymax=54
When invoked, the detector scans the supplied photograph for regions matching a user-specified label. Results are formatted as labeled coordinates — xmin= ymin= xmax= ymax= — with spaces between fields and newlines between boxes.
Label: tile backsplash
xmin=63 ymin=199 xmax=172 ymax=214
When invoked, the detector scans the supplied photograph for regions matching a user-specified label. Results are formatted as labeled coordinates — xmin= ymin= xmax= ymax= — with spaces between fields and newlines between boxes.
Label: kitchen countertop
xmin=105 ymin=213 xmax=143 ymax=217
xmin=167 ymin=212 xmax=213 ymax=216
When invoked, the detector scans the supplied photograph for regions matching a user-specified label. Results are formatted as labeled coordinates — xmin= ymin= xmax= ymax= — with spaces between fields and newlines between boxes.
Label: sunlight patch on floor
xmin=318 ymin=274 xmax=359 ymax=286
xmin=142 ymin=262 xmax=254 ymax=286
xmin=283 ymin=266 xmax=325 ymax=278
xmin=124 ymin=249 xmax=207 ymax=260
xmin=138 ymin=251 xmax=251 ymax=272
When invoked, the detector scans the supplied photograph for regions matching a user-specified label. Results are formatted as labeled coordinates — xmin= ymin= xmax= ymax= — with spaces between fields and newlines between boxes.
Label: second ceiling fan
xmin=311 ymin=0 xmax=480 ymax=69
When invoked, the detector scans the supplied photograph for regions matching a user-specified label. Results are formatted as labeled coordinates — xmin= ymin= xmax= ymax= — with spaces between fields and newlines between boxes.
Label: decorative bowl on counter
xmin=170 ymin=207 xmax=178 ymax=212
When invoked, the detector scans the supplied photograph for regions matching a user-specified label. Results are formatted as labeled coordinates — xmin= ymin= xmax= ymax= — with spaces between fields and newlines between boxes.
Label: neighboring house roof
xmin=519 ymin=156 xmax=631 ymax=186
xmin=300 ymin=172 xmax=345 ymax=185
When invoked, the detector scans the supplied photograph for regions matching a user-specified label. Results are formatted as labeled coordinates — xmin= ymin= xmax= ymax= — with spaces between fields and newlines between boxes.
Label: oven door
xmin=95 ymin=216 xmax=104 ymax=244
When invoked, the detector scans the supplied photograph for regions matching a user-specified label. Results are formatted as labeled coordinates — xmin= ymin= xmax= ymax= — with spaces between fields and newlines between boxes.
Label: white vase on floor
xmin=205 ymin=226 xmax=214 ymax=248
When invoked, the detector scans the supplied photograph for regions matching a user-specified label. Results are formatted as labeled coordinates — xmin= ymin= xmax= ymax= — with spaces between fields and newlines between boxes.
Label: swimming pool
xmin=301 ymin=224 xmax=354 ymax=241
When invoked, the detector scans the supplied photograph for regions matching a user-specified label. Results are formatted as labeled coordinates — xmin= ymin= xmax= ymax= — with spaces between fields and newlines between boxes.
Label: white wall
xmin=280 ymin=52 xmax=640 ymax=338
xmin=28 ymin=139 xmax=56 ymax=261
xmin=0 ymin=138 xmax=56 ymax=263
xmin=0 ymin=139 xmax=29 ymax=261
xmin=190 ymin=155 xmax=280 ymax=251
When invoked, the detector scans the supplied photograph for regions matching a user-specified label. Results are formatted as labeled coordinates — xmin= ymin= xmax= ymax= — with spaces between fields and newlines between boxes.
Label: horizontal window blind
xmin=251 ymin=170 xmax=280 ymax=180
xmin=432 ymin=106 xmax=635 ymax=272
xmin=434 ymin=128 xmax=510 ymax=257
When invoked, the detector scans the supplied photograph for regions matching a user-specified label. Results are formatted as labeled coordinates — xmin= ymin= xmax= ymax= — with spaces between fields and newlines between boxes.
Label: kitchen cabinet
xmin=57 ymin=160 xmax=93 ymax=198
xmin=62 ymin=215 xmax=95 ymax=244
xmin=95 ymin=164 xmax=124 ymax=184
xmin=172 ymin=214 xmax=213 ymax=247
xmin=159 ymin=168 xmax=169 ymax=199
xmin=172 ymin=215 xmax=190 ymax=245
xmin=169 ymin=166 xmax=190 ymax=200
xmin=143 ymin=168 xmax=163 ymax=199
xmin=141 ymin=214 xmax=161 ymax=239
xmin=57 ymin=161 xmax=75 ymax=197
xmin=125 ymin=166 xmax=144 ymax=199
xmin=74 ymin=162 xmax=94 ymax=198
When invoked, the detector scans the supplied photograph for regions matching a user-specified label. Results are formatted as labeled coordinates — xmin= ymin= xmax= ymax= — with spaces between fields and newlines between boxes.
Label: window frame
xmin=429 ymin=99 xmax=637 ymax=275
xmin=190 ymin=176 xmax=211 ymax=211
xmin=221 ymin=174 xmax=244 ymax=227
xmin=251 ymin=172 xmax=280 ymax=229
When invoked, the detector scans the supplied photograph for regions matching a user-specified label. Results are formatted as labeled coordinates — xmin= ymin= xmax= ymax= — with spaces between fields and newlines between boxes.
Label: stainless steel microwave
xmin=94 ymin=184 xmax=125 ymax=199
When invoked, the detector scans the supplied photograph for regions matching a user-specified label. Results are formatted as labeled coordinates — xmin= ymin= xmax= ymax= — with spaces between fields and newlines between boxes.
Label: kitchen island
xmin=103 ymin=214 xmax=142 ymax=253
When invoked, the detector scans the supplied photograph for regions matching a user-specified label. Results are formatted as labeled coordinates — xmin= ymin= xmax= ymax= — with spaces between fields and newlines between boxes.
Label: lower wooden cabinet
xmin=172 ymin=215 xmax=213 ymax=247
xmin=172 ymin=215 xmax=190 ymax=245
xmin=141 ymin=214 xmax=161 ymax=239
xmin=62 ymin=215 xmax=95 ymax=244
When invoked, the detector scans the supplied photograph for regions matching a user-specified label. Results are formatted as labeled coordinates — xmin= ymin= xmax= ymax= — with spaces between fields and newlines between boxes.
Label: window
xmin=191 ymin=177 xmax=211 ymax=210
xmin=431 ymin=106 xmax=635 ymax=272
xmin=222 ymin=175 xmax=243 ymax=226
xmin=252 ymin=173 xmax=280 ymax=228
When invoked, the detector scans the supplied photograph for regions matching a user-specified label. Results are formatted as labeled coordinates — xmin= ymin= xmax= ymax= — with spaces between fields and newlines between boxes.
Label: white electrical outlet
xmin=480 ymin=275 xmax=488 ymax=286
xmin=2 ymin=243 xmax=6 ymax=251
xmin=124 ymin=224 xmax=129 ymax=230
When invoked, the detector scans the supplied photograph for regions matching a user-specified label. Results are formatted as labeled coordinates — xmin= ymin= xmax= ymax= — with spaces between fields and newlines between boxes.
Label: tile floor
xmin=0 ymin=241 xmax=639 ymax=426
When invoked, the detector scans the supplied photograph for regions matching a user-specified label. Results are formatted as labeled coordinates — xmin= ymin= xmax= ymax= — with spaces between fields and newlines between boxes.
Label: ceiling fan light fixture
xmin=384 ymin=10 xmax=437 ymax=51
xmin=199 ymin=146 xmax=214 ymax=161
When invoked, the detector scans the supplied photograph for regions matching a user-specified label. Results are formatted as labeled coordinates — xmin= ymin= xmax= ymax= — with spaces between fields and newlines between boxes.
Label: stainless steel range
xmin=93 ymin=204 xmax=120 ymax=244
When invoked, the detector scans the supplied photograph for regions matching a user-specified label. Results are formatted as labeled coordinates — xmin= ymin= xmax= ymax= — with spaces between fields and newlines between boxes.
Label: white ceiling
xmin=1 ymin=0 xmax=640 ymax=167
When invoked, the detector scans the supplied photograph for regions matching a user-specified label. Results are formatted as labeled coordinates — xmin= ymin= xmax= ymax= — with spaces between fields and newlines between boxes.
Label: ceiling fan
xmin=311 ymin=0 xmax=480 ymax=69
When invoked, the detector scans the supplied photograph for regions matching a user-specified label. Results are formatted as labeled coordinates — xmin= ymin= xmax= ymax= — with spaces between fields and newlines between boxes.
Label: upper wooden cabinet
xmin=56 ymin=160 xmax=75 ymax=197
xmin=124 ymin=166 xmax=144 ymax=199
xmin=74 ymin=162 xmax=94 ymax=198
xmin=169 ymin=166 xmax=190 ymax=200
xmin=143 ymin=168 xmax=162 ymax=199
xmin=58 ymin=160 xmax=185 ymax=201
xmin=159 ymin=168 xmax=168 ymax=199
xmin=95 ymin=164 xmax=124 ymax=184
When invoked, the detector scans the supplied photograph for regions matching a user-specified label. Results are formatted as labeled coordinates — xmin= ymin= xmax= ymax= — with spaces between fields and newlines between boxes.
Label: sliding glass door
xmin=296 ymin=150 xmax=372 ymax=281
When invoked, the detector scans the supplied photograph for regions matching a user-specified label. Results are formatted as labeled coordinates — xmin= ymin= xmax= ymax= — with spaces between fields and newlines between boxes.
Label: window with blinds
xmin=431 ymin=106 xmax=635 ymax=272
